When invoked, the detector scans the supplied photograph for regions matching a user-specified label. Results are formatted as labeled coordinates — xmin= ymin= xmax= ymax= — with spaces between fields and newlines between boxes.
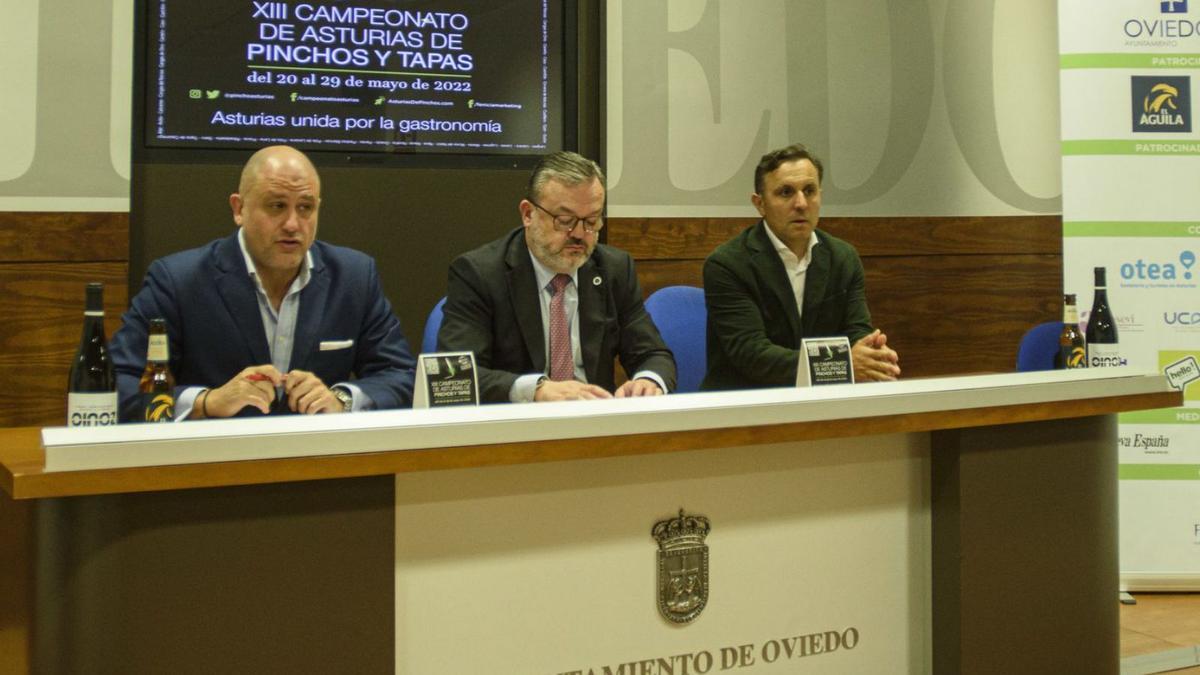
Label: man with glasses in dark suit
xmin=438 ymin=151 xmax=676 ymax=403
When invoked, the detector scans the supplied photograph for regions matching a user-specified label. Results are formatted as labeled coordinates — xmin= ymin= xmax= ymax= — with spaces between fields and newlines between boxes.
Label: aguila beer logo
xmin=652 ymin=509 xmax=710 ymax=624
xmin=1132 ymin=76 xmax=1192 ymax=132
xmin=1062 ymin=346 xmax=1087 ymax=369
xmin=144 ymin=393 xmax=175 ymax=422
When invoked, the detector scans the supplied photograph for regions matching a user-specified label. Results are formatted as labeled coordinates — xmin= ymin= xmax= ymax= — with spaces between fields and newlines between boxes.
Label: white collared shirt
xmin=237 ymin=227 xmax=314 ymax=375
xmin=762 ymin=223 xmax=820 ymax=322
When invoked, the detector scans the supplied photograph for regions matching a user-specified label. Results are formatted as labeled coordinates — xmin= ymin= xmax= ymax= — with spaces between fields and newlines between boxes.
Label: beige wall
xmin=0 ymin=0 xmax=1062 ymax=217
xmin=606 ymin=0 xmax=1062 ymax=217
xmin=0 ymin=0 xmax=131 ymax=211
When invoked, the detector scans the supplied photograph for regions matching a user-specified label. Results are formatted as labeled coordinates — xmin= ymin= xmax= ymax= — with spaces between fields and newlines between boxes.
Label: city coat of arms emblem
xmin=652 ymin=509 xmax=710 ymax=624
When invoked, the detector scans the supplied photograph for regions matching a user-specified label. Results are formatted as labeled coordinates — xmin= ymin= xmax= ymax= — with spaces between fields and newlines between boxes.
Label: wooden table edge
xmin=0 ymin=390 xmax=1179 ymax=500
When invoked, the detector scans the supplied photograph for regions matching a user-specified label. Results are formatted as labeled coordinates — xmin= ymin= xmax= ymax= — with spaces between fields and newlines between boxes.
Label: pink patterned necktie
xmin=548 ymin=273 xmax=574 ymax=381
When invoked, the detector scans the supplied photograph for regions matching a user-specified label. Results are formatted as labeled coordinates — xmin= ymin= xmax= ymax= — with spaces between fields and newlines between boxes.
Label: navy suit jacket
xmin=110 ymin=233 xmax=415 ymax=421
xmin=437 ymin=227 xmax=676 ymax=403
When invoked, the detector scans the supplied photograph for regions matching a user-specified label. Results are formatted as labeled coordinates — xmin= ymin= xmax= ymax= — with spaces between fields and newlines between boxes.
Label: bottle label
xmin=1063 ymin=306 xmax=1079 ymax=324
xmin=1060 ymin=345 xmax=1087 ymax=369
xmin=1088 ymin=342 xmax=1124 ymax=368
xmin=67 ymin=392 xmax=118 ymax=427
xmin=147 ymin=334 xmax=169 ymax=363
xmin=144 ymin=392 xmax=175 ymax=423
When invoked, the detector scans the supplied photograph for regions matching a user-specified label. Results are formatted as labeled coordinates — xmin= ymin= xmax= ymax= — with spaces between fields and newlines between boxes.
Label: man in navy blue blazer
xmin=110 ymin=145 xmax=415 ymax=421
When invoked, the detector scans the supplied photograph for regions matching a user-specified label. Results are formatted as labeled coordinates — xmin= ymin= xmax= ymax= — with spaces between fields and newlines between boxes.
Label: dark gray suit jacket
xmin=438 ymin=228 xmax=676 ymax=402
xmin=702 ymin=222 xmax=874 ymax=391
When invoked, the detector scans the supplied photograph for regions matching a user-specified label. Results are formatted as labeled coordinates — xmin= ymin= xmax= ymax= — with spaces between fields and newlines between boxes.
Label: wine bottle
xmin=1056 ymin=293 xmax=1087 ymax=369
xmin=1085 ymin=267 xmax=1121 ymax=368
xmin=140 ymin=318 xmax=176 ymax=422
xmin=67 ymin=283 xmax=117 ymax=427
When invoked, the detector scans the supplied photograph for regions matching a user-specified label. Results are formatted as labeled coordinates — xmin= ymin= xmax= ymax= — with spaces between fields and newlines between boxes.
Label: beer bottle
xmin=1085 ymin=267 xmax=1121 ymax=368
xmin=140 ymin=318 xmax=176 ymax=422
xmin=67 ymin=283 xmax=117 ymax=427
xmin=1056 ymin=293 xmax=1087 ymax=369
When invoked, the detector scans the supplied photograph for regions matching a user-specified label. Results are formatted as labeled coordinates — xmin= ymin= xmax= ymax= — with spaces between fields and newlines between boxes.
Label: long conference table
xmin=0 ymin=369 xmax=1181 ymax=674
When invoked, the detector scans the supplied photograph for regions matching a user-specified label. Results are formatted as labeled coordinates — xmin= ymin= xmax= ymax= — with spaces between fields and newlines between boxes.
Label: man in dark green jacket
xmin=701 ymin=144 xmax=900 ymax=390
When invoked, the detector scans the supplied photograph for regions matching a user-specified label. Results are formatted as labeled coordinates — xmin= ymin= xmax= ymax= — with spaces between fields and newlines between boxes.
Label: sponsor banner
xmin=1062 ymin=157 xmax=1200 ymax=219
xmin=1062 ymin=53 xmax=1200 ymax=69
xmin=1119 ymin=480 xmax=1200 ymax=575
xmin=1061 ymin=69 xmax=1193 ymax=140
xmin=1061 ymin=0 xmax=1200 ymax=54
xmin=1122 ymin=407 xmax=1200 ymax=422
xmin=1162 ymin=351 xmax=1200 ymax=403
xmin=1065 ymin=238 xmax=1199 ymax=292
xmin=1063 ymin=140 xmax=1200 ymax=154
xmin=1120 ymin=463 xmax=1200 ymax=478
xmin=1119 ymin=420 xmax=1200 ymax=463
xmin=1132 ymin=75 xmax=1193 ymax=131
xmin=1064 ymin=221 xmax=1200 ymax=237
xmin=1060 ymin=0 xmax=1200 ymax=586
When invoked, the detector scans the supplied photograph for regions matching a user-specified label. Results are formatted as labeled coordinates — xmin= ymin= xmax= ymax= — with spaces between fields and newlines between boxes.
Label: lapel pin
xmin=592 ymin=275 xmax=602 ymax=286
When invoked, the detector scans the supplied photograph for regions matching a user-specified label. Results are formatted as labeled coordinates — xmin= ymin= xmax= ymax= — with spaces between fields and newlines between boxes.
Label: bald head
xmin=238 ymin=145 xmax=321 ymax=197
xmin=230 ymin=145 xmax=322 ymax=293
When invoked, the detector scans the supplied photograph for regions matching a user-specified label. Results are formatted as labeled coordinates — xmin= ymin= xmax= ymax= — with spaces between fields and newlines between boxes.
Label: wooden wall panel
xmin=0 ymin=263 xmax=129 ymax=428
xmin=636 ymin=260 xmax=704 ymax=296
xmin=609 ymin=215 xmax=1061 ymax=259
xmin=865 ymin=254 xmax=1061 ymax=377
xmin=611 ymin=216 xmax=1063 ymax=380
xmin=0 ymin=212 xmax=128 ymax=263
xmin=607 ymin=218 xmax=752 ymax=259
xmin=0 ymin=212 xmax=130 ymax=429
xmin=817 ymin=216 xmax=1061 ymax=256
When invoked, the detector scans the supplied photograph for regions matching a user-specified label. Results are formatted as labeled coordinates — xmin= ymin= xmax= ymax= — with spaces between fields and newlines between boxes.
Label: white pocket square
xmin=319 ymin=339 xmax=354 ymax=351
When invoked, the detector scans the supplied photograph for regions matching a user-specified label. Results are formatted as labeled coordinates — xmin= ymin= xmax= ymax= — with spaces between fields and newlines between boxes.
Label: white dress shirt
xmin=762 ymin=223 xmax=820 ymax=322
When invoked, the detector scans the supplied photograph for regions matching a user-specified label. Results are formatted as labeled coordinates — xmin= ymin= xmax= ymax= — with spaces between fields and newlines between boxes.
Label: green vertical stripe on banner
xmin=1064 ymin=222 xmax=1200 ymax=237
xmin=1119 ymin=464 xmax=1200 ymax=480
xmin=1061 ymin=53 xmax=1200 ymax=69
xmin=1062 ymin=140 xmax=1200 ymax=155
xmin=1120 ymin=408 xmax=1200 ymax=424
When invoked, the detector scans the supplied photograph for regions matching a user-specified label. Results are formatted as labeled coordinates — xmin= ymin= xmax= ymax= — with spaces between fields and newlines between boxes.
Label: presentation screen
xmin=141 ymin=0 xmax=569 ymax=158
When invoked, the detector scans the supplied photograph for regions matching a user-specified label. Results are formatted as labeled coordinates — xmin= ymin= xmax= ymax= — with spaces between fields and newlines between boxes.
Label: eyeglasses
xmin=529 ymin=200 xmax=605 ymax=234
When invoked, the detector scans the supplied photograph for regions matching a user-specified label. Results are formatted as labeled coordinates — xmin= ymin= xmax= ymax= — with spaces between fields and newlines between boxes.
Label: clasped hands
xmin=851 ymin=329 xmax=901 ymax=382
xmin=534 ymin=377 xmax=663 ymax=402
xmin=196 ymin=365 xmax=345 ymax=418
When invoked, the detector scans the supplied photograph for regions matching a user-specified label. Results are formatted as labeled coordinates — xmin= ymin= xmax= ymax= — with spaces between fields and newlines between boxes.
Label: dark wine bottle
xmin=140 ymin=318 xmax=176 ymax=422
xmin=67 ymin=283 xmax=117 ymax=427
xmin=1085 ymin=267 xmax=1121 ymax=368
xmin=1056 ymin=293 xmax=1086 ymax=369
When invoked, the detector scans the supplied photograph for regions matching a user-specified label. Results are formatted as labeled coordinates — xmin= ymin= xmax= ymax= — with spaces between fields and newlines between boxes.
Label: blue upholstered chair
xmin=1015 ymin=321 xmax=1062 ymax=372
xmin=421 ymin=297 xmax=447 ymax=355
xmin=644 ymin=285 xmax=707 ymax=393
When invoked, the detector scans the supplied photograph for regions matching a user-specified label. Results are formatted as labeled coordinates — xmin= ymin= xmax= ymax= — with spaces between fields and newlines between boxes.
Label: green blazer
xmin=701 ymin=222 xmax=874 ymax=391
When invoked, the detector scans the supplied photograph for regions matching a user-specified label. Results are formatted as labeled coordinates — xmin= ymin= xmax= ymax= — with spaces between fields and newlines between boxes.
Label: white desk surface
xmin=39 ymin=368 xmax=1175 ymax=473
